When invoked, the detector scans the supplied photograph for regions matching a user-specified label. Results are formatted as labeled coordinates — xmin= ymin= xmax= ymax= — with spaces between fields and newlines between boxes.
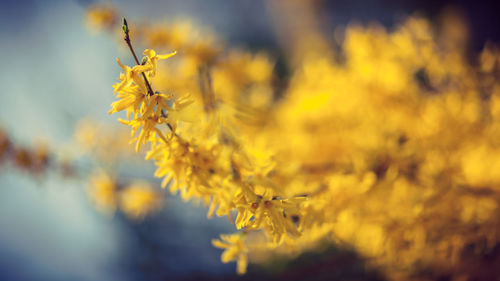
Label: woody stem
xmin=121 ymin=18 xmax=181 ymax=138
xmin=122 ymin=18 xmax=155 ymax=96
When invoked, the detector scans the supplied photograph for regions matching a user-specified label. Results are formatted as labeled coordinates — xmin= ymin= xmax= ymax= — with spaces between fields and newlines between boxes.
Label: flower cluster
xmin=89 ymin=171 xmax=163 ymax=219
xmin=96 ymin=4 xmax=500 ymax=280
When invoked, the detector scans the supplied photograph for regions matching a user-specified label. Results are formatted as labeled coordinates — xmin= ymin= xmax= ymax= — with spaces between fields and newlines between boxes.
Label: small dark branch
xmin=122 ymin=18 xmax=155 ymax=96
xmin=121 ymin=18 xmax=180 ymax=143
xmin=166 ymin=123 xmax=174 ymax=132
xmin=161 ymin=109 xmax=183 ymax=140
xmin=230 ymin=159 xmax=241 ymax=181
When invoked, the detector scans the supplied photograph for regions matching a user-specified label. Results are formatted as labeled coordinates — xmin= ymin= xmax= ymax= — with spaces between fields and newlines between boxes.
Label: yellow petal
xmin=236 ymin=254 xmax=248 ymax=275
xmin=157 ymin=51 xmax=177 ymax=60
xmin=221 ymin=248 xmax=238 ymax=263
xmin=211 ymin=239 xmax=229 ymax=249
xmin=132 ymin=64 xmax=153 ymax=73
xmin=143 ymin=49 xmax=156 ymax=58
xmin=116 ymin=58 xmax=129 ymax=72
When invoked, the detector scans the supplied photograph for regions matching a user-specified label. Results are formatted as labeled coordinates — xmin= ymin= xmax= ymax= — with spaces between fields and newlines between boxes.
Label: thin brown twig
xmin=121 ymin=18 xmax=181 ymax=140
xmin=122 ymin=18 xmax=155 ymax=96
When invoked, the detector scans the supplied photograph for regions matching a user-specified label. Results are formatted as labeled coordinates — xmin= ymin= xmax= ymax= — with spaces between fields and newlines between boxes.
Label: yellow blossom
xmin=102 ymin=10 xmax=500 ymax=280
xmin=143 ymin=49 xmax=177 ymax=77
xmin=119 ymin=181 xmax=163 ymax=219
xmin=88 ymin=171 xmax=117 ymax=214
xmin=114 ymin=58 xmax=152 ymax=95
xmin=212 ymin=234 xmax=248 ymax=275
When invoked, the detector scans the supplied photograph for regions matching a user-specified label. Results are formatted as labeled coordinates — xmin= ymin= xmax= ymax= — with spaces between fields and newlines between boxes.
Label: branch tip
xmin=122 ymin=18 xmax=129 ymax=35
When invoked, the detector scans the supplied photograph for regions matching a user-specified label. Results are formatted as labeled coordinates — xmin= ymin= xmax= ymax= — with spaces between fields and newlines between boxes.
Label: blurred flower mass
xmin=1 ymin=0 xmax=500 ymax=280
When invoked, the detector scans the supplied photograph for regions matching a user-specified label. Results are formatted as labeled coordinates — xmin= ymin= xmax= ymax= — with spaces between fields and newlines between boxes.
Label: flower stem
xmin=122 ymin=18 xmax=155 ymax=96
xmin=121 ymin=18 xmax=179 ymax=138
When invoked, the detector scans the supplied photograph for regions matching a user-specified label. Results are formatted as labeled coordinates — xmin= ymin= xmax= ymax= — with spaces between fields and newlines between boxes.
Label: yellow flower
xmin=236 ymin=191 xmax=306 ymax=244
xmin=109 ymin=83 xmax=145 ymax=118
xmin=119 ymin=181 xmax=163 ymax=219
xmin=115 ymin=58 xmax=152 ymax=95
xmin=88 ymin=171 xmax=117 ymax=214
xmin=141 ymin=92 xmax=175 ymax=120
xmin=212 ymin=233 xmax=248 ymax=275
xmin=105 ymin=12 xmax=500 ymax=279
xmin=143 ymin=49 xmax=177 ymax=77
xmin=85 ymin=4 xmax=116 ymax=33
xmin=119 ymin=113 xmax=169 ymax=152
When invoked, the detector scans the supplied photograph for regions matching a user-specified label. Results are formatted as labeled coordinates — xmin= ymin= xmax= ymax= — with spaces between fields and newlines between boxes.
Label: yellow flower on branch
xmin=235 ymin=191 xmax=306 ymax=245
xmin=143 ymin=49 xmax=177 ymax=77
xmin=88 ymin=171 xmax=117 ymax=214
xmin=99 ymin=10 xmax=500 ymax=280
xmin=109 ymin=83 xmax=145 ymax=118
xmin=212 ymin=233 xmax=249 ymax=275
xmin=85 ymin=4 xmax=117 ymax=33
xmin=118 ymin=114 xmax=170 ymax=152
xmin=119 ymin=181 xmax=163 ymax=219
xmin=115 ymin=58 xmax=152 ymax=94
